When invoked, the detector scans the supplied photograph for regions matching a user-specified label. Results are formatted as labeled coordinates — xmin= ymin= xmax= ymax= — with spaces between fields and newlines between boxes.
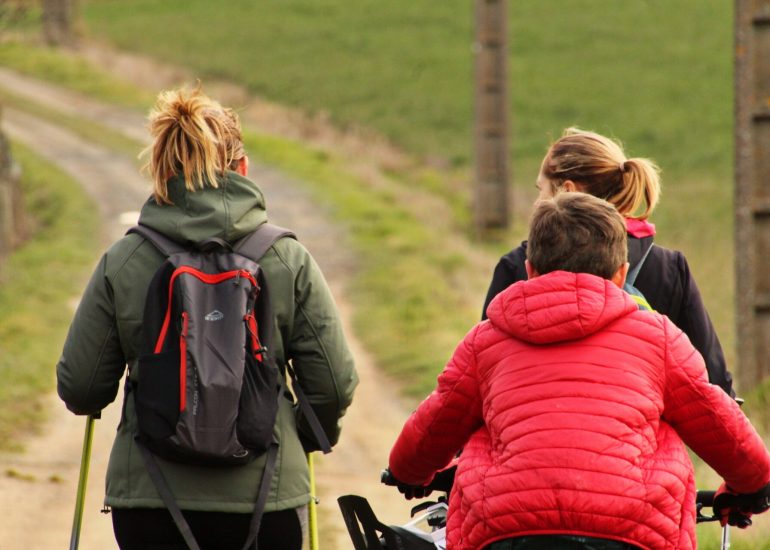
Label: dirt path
xmin=0 ymin=68 xmax=416 ymax=549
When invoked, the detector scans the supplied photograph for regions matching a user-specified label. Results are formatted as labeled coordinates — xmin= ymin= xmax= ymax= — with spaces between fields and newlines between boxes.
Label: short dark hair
xmin=527 ymin=192 xmax=627 ymax=279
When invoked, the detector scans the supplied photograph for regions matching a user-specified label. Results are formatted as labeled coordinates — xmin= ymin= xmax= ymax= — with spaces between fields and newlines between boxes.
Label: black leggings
xmin=112 ymin=506 xmax=305 ymax=550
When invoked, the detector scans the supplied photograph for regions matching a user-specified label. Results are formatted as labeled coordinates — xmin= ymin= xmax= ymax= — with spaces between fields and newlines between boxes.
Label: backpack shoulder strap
xmin=286 ymin=363 xmax=333 ymax=454
xmin=626 ymin=239 xmax=654 ymax=287
xmin=136 ymin=439 xmax=279 ymax=550
xmin=233 ymin=222 xmax=295 ymax=376
xmin=235 ymin=223 xmax=296 ymax=262
xmin=135 ymin=442 xmax=202 ymax=550
xmin=127 ymin=224 xmax=185 ymax=257
xmin=237 ymin=224 xmax=333 ymax=455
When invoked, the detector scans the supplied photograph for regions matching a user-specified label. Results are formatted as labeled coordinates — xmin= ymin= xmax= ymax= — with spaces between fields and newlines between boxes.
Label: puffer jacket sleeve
xmin=56 ymin=254 xmax=125 ymax=415
xmin=662 ymin=317 xmax=770 ymax=492
xmin=286 ymin=243 xmax=357 ymax=451
xmin=389 ymin=326 xmax=483 ymax=485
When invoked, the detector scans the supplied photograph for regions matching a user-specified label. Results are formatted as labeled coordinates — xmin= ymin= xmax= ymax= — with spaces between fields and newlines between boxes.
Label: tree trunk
xmin=41 ymin=0 xmax=76 ymax=47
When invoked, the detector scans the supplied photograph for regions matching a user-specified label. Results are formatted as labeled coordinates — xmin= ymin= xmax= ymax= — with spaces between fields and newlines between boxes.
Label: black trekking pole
xmin=69 ymin=414 xmax=97 ymax=550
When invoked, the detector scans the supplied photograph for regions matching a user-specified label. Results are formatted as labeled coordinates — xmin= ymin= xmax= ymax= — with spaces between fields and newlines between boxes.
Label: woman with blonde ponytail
xmin=56 ymin=86 xmax=357 ymax=549
xmin=481 ymin=127 xmax=734 ymax=396
xmin=144 ymin=87 xmax=248 ymax=205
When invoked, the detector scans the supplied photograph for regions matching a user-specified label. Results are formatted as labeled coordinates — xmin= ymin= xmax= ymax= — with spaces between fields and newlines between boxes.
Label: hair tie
xmin=619 ymin=161 xmax=627 ymax=174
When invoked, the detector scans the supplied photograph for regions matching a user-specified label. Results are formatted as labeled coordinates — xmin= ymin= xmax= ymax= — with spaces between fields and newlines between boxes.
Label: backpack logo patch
xmin=204 ymin=310 xmax=224 ymax=321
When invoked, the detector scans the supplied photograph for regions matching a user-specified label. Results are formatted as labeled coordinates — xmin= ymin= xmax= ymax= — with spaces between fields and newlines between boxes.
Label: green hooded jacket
xmin=56 ymin=172 xmax=358 ymax=512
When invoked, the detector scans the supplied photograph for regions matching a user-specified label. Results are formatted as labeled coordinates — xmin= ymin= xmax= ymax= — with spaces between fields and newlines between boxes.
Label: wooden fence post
xmin=0 ymin=107 xmax=25 ymax=267
xmin=473 ymin=0 xmax=510 ymax=233
xmin=41 ymin=0 xmax=76 ymax=47
xmin=734 ymin=0 xmax=770 ymax=389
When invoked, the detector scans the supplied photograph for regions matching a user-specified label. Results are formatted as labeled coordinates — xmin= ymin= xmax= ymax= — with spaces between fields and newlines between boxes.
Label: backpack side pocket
xmin=237 ymin=353 xmax=281 ymax=454
xmin=135 ymin=349 xmax=180 ymax=440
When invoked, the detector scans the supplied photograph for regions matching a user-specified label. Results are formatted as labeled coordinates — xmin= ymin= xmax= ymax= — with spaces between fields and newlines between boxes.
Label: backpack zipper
xmin=180 ymin=311 xmax=189 ymax=412
xmin=154 ymin=268 xmax=257 ymax=353
xmin=244 ymin=312 xmax=265 ymax=362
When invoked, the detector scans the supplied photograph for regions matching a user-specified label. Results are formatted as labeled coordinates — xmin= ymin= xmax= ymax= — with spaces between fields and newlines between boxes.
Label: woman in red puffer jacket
xmin=388 ymin=193 xmax=770 ymax=550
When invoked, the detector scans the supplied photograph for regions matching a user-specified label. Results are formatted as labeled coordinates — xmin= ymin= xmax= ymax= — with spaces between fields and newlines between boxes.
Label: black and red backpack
xmin=126 ymin=222 xmax=330 ymax=550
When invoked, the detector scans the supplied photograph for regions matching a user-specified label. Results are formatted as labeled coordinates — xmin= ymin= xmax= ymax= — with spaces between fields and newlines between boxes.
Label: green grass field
xmin=79 ymin=0 xmax=733 ymax=179
xmin=75 ymin=0 xmax=738 ymax=382
xmin=0 ymin=143 xmax=100 ymax=450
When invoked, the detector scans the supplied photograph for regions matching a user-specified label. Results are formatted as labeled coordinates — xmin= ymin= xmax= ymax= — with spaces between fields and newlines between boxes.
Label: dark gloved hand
xmin=381 ymin=468 xmax=433 ymax=500
xmin=65 ymin=404 xmax=102 ymax=418
xmin=714 ymin=482 xmax=770 ymax=528
xmin=430 ymin=464 xmax=456 ymax=493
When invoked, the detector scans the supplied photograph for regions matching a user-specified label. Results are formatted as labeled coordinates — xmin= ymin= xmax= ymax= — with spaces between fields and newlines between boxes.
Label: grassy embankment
xmin=0 ymin=143 xmax=100 ymax=450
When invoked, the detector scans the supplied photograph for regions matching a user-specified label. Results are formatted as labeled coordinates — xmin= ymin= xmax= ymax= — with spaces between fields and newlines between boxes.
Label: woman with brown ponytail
xmin=57 ymin=86 xmax=358 ymax=549
xmin=481 ymin=127 xmax=735 ymax=396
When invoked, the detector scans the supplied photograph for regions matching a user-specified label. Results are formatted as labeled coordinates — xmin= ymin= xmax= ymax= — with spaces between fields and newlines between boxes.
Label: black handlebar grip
xmin=696 ymin=490 xmax=716 ymax=507
xmin=381 ymin=469 xmax=396 ymax=486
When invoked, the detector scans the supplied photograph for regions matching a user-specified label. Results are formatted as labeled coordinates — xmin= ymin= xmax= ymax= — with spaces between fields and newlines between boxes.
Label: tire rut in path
xmin=0 ymin=71 xmax=415 ymax=549
xmin=0 ymin=106 xmax=146 ymax=550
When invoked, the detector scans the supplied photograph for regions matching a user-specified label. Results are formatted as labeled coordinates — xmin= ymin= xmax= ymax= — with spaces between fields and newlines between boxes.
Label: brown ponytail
xmin=542 ymin=128 xmax=661 ymax=220
xmin=142 ymin=85 xmax=245 ymax=205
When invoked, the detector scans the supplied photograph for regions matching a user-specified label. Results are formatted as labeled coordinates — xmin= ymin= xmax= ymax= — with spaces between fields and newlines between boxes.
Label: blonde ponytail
xmin=142 ymin=85 xmax=245 ymax=205
xmin=610 ymin=157 xmax=660 ymax=220
xmin=542 ymin=128 xmax=661 ymax=220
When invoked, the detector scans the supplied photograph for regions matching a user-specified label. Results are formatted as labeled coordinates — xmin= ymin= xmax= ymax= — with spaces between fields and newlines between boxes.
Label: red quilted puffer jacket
xmin=389 ymin=271 xmax=770 ymax=550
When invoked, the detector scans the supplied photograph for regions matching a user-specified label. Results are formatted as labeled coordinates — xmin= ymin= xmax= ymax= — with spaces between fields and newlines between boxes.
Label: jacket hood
xmin=137 ymin=171 xmax=267 ymax=245
xmin=486 ymin=271 xmax=638 ymax=345
xmin=625 ymin=217 xmax=656 ymax=238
